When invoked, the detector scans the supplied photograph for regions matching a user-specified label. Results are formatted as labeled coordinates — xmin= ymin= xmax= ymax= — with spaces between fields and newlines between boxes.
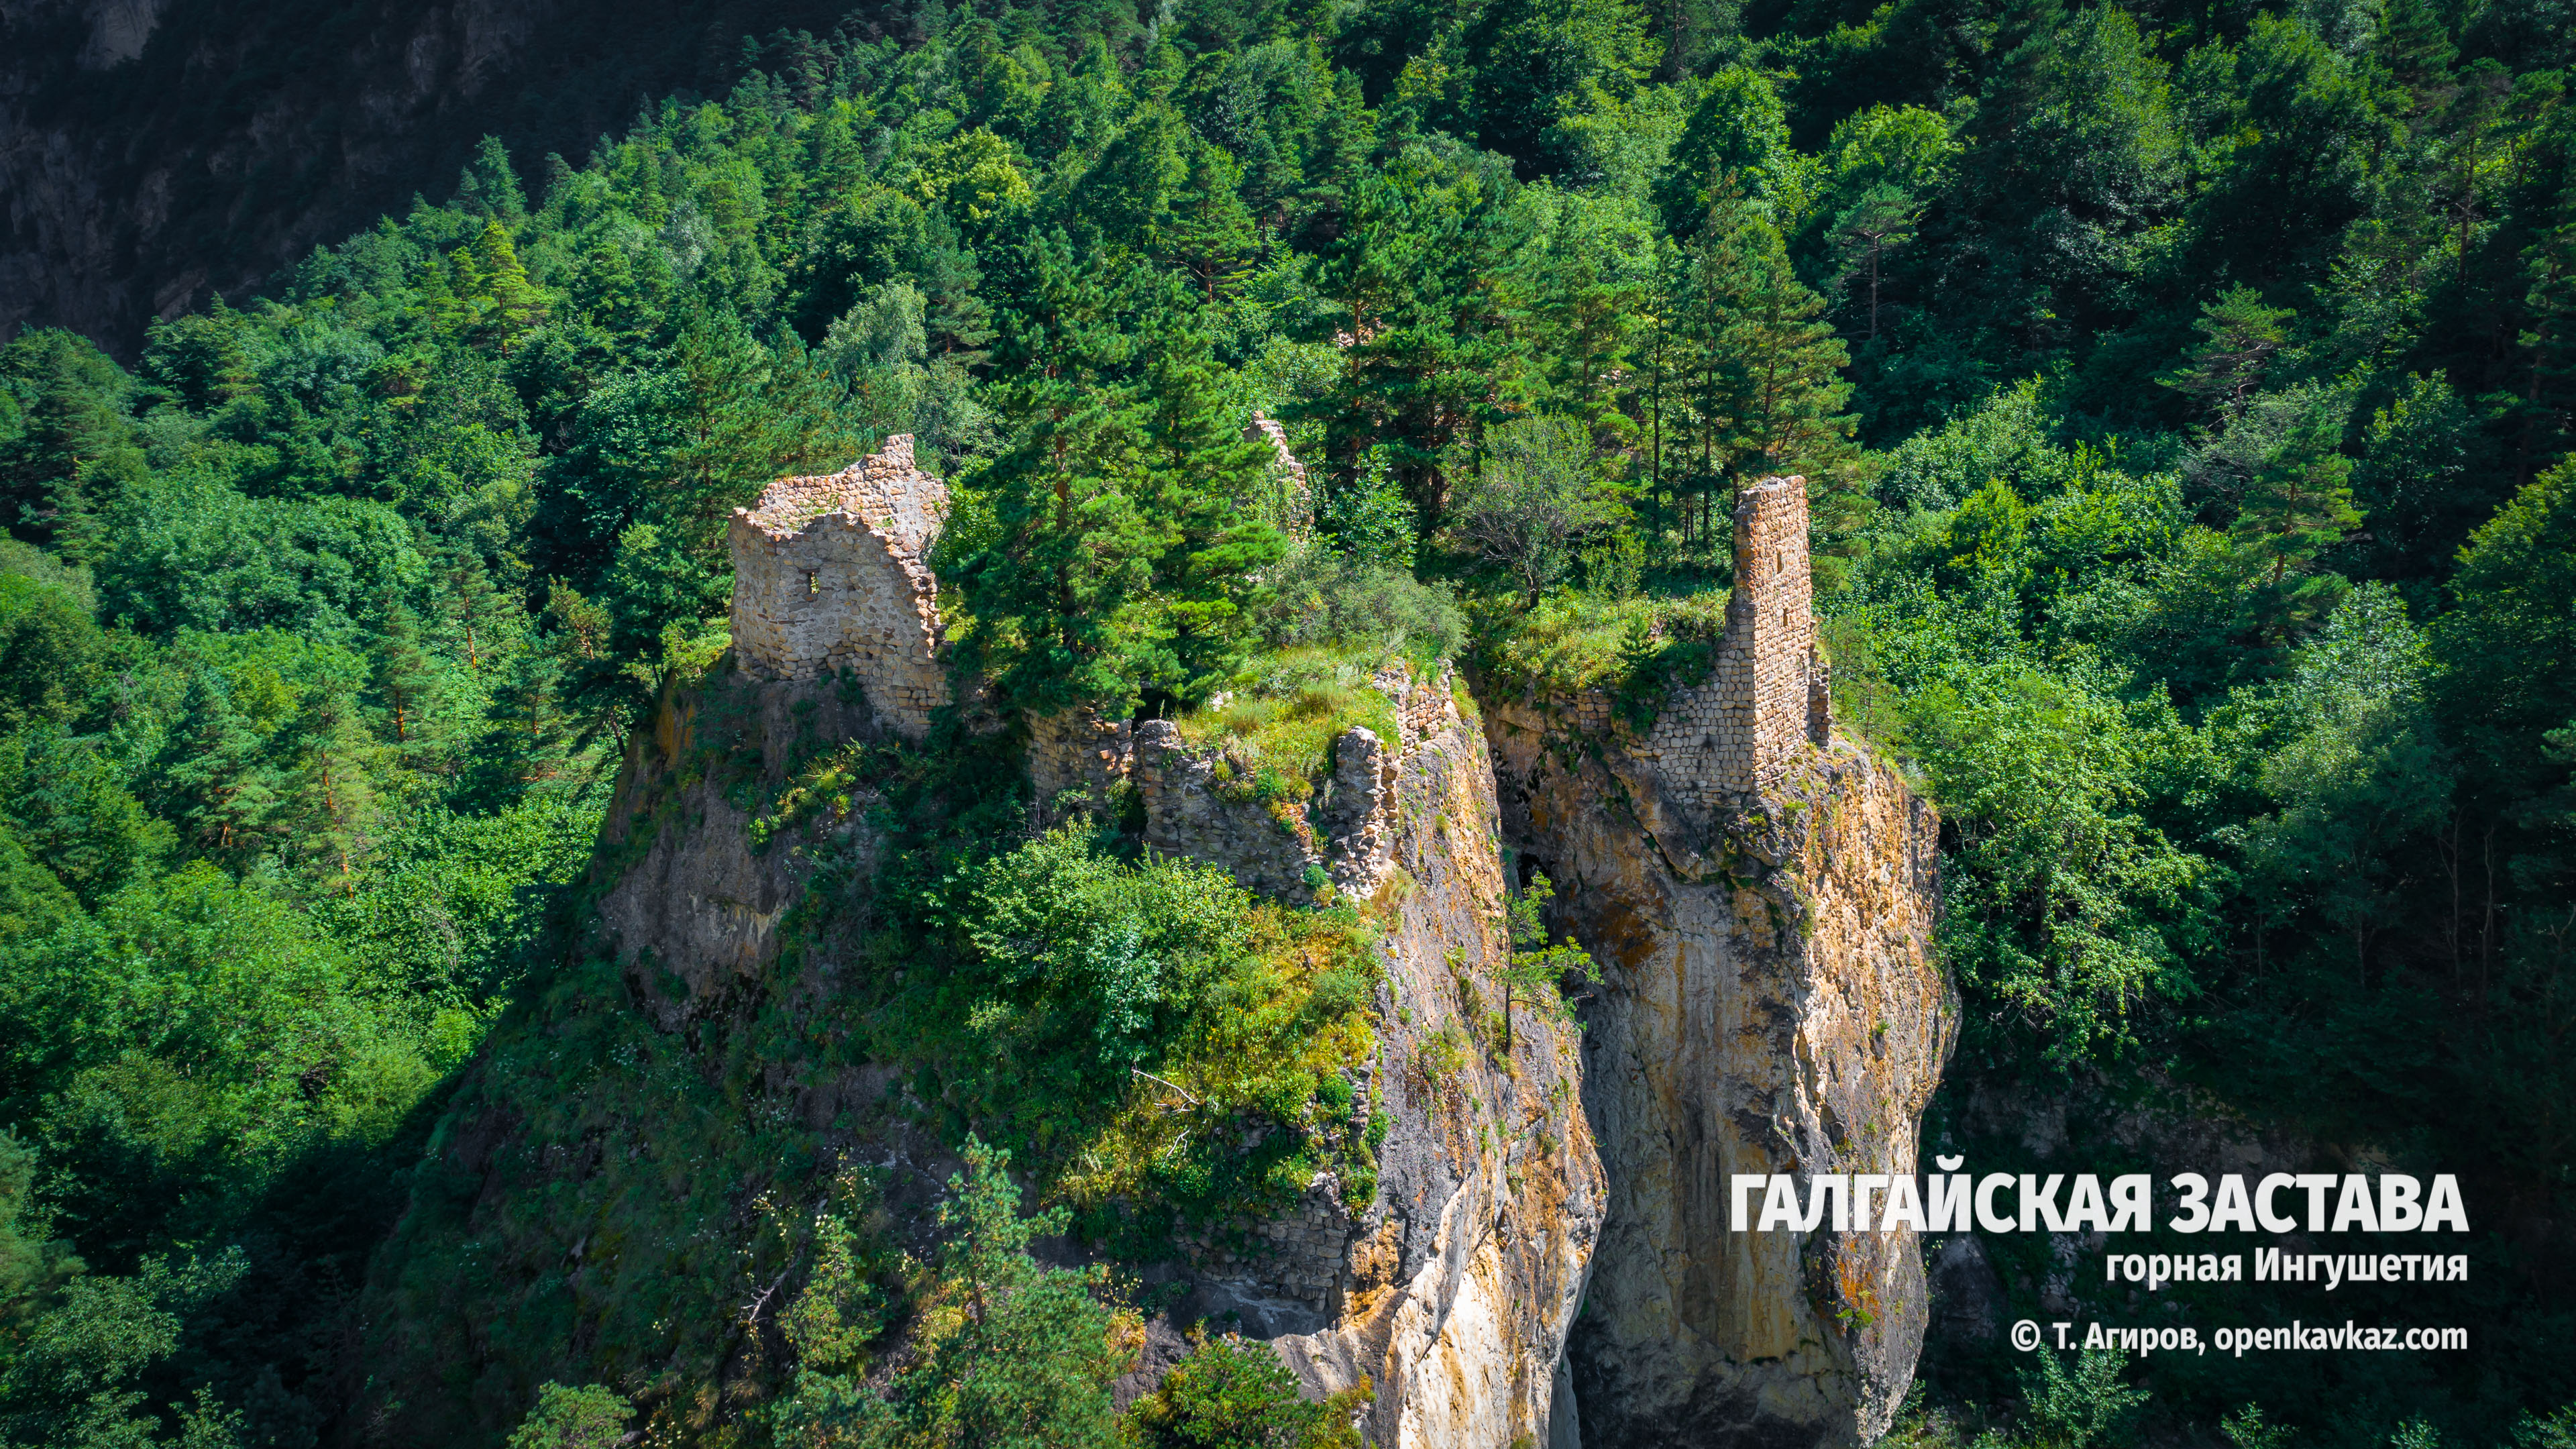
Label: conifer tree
xmin=1666 ymin=189 xmax=1858 ymax=555
xmin=0 ymin=331 xmax=148 ymax=555
xmin=1135 ymin=306 xmax=1285 ymax=699
xmin=958 ymin=244 xmax=1171 ymax=714
xmin=455 ymin=134 xmax=529 ymax=223
xmin=661 ymin=313 xmax=851 ymax=557
xmin=371 ymin=600 xmax=437 ymax=751
xmin=1828 ymin=184 xmax=1922 ymax=341
xmin=439 ymin=553 xmax=505 ymax=674
xmin=466 ymin=221 xmax=545 ymax=351
xmin=2374 ymin=0 xmax=2457 ymax=106
xmin=142 ymin=299 xmax=260 ymax=411
xmin=1159 ymin=141 xmax=1261 ymax=305
xmin=152 ymin=670 xmax=282 ymax=867
xmin=2234 ymin=412 xmax=2365 ymax=640
xmin=278 ymin=682 xmax=382 ymax=891
xmin=771 ymin=1139 xmax=1128 ymax=1448
xmin=1666 ymin=205 xmax=1752 ymax=559
xmin=2163 ymin=285 xmax=2294 ymax=417
xmin=476 ymin=649 xmax=576 ymax=803
xmin=1722 ymin=217 xmax=1858 ymax=489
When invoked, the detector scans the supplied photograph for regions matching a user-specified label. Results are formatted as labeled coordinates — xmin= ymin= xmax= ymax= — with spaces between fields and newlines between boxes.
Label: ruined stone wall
xmin=1631 ymin=475 xmax=1826 ymax=813
xmin=1246 ymin=412 xmax=1313 ymax=543
xmin=727 ymin=435 xmax=949 ymax=739
xmin=1132 ymin=665 xmax=1454 ymax=903
xmin=1028 ymin=707 xmax=1136 ymax=826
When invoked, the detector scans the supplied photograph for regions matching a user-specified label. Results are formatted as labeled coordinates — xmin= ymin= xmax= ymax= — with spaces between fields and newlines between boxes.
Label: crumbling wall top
xmin=738 ymin=434 xmax=947 ymax=559
xmin=1246 ymin=412 xmax=1313 ymax=545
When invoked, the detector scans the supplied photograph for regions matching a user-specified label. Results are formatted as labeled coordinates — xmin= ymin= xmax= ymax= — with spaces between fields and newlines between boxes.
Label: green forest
xmin=1 ymin=0 xmax=2572 ymax=1441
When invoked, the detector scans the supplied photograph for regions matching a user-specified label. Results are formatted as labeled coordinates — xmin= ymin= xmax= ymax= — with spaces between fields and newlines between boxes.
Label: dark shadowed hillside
xmin=0 ymin=0 xmax=878 ymax=351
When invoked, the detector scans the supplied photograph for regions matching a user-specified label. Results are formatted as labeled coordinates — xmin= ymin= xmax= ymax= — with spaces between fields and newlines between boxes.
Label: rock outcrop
xmin=1130 ymin=672 xmax=1442 ymax=904
xmin=1483 ymin=478 xmax=1954 ymax=1449
xmin=363 ymin=441 xmax=1953 ymax=1448
xmin=1129 ymin=666 xmax=1607 ymax=1448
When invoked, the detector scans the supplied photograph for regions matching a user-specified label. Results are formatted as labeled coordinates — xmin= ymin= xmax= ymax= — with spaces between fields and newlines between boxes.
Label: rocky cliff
xmin=1489 ymin=705 xmax=1951 ymax=1448
xmin=356 ymin=447 xmax=1950 ymax=1446
xmin=1134 ymin=665 xmax=1607 ymax=1448
xmin=1468 ymin=476 xmax=1955 ymax=1449
xmin=354 ymin=439 xmax=1607 ymax=1445
xmin=356 ymin=653 xmax=1607 ymax=1446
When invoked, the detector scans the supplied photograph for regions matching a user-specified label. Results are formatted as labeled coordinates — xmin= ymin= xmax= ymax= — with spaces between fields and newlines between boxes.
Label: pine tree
xmin=904 ymin=1140 xmax=1128 ymax=1446
xmin=439 ymin=553 xmax=506 ymax=673
xmin=0 ymin=331 xmax=148 ymax=555
xmin=2373 ymin=0 xmax=2457 ymax=111
xmin=957 ymin=243 xmax=1172 ymax=715
xmin=466 ymin=221 xmax=545 ymax=351
xmin=661 ymin=313 xmax=851 ymax=558
xmin=152 ymin=669 xmax=282 ymax=867
xmin=2162 ymin=284 xmax=2294 ymax=417
xmin=2432 ymin=62 xmax=2516 ymax=283
xmin=455 ymin=134 xmax=529 ymax=223
xmin=373 ymin=600 xmax=434 ymax=745
xmin=1666 ymin=190 xmax=1858 ymax=555
xmin=1828 ymin=183 xmax=1922 ymax=342
xmin=1159 ymin=141 xmax=1261 ymax=305
xmin=475 ymin=649 xmax=577 ymax=804
xmin=2234 ymin=412 xmax=2365 ymax=641
xmin=1497 ymin=190 xmax=1649 ymax=437
xmin=771 ymin=1139 xmax=1129 ymax=1448
xmin=544 ymin=580 xmax=613 ymax=663
xmin=1666 ymin=199 xmax=1754 ymax=561
xmin=1722 ymin=218 xmax=1858 ymax=488
xmin=277 ymin=682 xmax=382 ymax=891
xmin=1134 ymin=307 xmax=1285 ymax=700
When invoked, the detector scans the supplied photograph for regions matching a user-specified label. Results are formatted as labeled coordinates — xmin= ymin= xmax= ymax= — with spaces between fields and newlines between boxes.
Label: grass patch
xmin=1472 ymin=587 xmax=1733 ymax=725
xmin=1171 ymin=647 xmax=1407 ymax=805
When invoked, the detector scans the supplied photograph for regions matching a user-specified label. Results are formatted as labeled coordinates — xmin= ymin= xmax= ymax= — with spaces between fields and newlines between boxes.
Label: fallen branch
xmin=1131 ymin=1067 xmax=1202 ymax=1108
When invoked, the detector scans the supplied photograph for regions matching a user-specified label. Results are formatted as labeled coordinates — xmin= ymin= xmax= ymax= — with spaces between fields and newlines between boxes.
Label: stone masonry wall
xmin=1246 ymin=411 xmax=1313 ymax=544
xmin=727 ymin=435 xmax=949 ymax=739
xmin=1631 ymin=475 xmax=1825 ymax=813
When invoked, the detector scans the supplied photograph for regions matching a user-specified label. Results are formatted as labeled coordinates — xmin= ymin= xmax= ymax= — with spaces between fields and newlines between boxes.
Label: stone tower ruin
xmin=1631 ymin=475 xmax=1832 ymax=810
xmin=727 ymin=435 xmax=950 ymax=739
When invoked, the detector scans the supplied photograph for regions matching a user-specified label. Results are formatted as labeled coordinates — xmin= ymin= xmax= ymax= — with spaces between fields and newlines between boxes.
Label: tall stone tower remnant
xmin=1631 ymin=474 xmax=1833 ymax=814
xmin=727 ymin=435 xmax=950 ymax=739
xmin=1484 ymin=470 xmax=1949 ymax=1449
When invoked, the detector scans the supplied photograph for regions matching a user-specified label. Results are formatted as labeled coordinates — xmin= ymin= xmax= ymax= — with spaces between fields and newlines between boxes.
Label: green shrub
xmin=1122 ymin=1330 xmax=1369 ymax=1448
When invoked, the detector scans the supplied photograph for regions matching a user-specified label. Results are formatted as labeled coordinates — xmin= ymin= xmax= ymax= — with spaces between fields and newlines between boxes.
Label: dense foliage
xmin=1 ymin=0 xmax=2572 ymax=1440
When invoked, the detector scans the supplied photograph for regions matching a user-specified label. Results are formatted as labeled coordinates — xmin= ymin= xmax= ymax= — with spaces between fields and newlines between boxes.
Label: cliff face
xmin=358 ymin=438 xmax=1607 ymax=1444
xmin=361 ymin=655 xmax=1607 ymax=1446
xmin=360 ymin=446 xmax=1947 ymax=1445
xmin=1474 ymin=476 xmax=1955 ymax=1449
xmin=1137 ymin=667 xmax=1606 ymax=1448
xmin=1482 ymin=705 xmax=1951 ymax=1449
